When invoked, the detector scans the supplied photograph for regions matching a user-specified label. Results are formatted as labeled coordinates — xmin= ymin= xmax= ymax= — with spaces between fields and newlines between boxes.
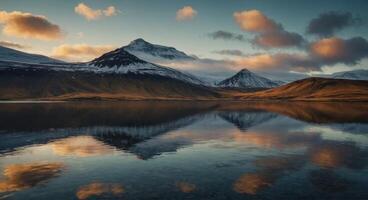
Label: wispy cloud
xmin=0 ymin=11 xmax=63 ymax=41
xmin=74 ymin=3 xmax=118 ymax=21
xmin=176 ymin=6 xmax=197 ymax=21
xmin=0 ymin=40 xmax=29 ymax=49
xmin=52 ymin=44 xmax=115 ymax=61
xmin=213 ymin=49 xmax=245 ymax=56
xmin=208 ymin=31 xmax=245 ymax=41
xmin=307 ymin=11 xmax=362 ymax=37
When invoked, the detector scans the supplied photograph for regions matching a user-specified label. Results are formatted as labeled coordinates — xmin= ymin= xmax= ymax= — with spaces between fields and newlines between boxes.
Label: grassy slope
xmin=235 ymin=77 xmax=368 ymax=101
xmin=1 ymin=69 xmax=367 ymax=101
xmin=0 ymin=69 xmax=222 ymax=100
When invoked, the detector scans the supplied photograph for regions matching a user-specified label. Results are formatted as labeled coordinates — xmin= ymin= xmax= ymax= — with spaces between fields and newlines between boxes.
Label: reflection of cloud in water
xmin=175 ymin=181 xmax=196 ymax=193
xmin=254 ymin=156 xmax=304 ymax=171
xmin=233 ymin=173 xmax=273 ymax=195
xmin=51 ymin=136 xmax=115 ymax=157
xmin=309 ymin=169 xmax=348 ymax=192
xmin=232 ymin=131 xmax=321 ymax=149
xmin=0 ymin=163 xmax=64 ymax=192
xmin=310 ymin=142 xmax=366 ymax=169
xmin=76 ymin=182 xmax=124 ymax=200
xmin=233 ymin=155 xmax=305 ymax=195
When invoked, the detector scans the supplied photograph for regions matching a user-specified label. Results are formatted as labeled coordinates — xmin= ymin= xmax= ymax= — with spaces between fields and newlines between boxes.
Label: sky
xmin=0 ymin=0 xmax=368 ymax=81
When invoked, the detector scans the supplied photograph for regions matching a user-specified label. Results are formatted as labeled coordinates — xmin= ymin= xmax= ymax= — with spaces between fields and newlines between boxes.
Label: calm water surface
xmin=0 ymin=101 xmax=367 ymax=200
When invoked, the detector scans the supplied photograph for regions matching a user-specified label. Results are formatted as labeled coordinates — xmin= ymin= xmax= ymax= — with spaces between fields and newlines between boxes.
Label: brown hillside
xmin=236 ymin=77 xmax=368 ymax=101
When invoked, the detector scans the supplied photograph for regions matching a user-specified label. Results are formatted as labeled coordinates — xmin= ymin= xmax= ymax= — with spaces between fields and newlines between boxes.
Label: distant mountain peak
xmin=217 ymin=68 xmax=280 ymax=89
xmin=86 ymin=46 xmax=205 ymax=86
xmin=239 ymin=68 xmax=251 ymax=73
xmin=332 ymin=69 xmax=368 ymax=80
xmin=128 ymin=38 xmax=151 ymax=47
xmin=89 ymin=48 xmax=146 ymax=68
xmin=124 ymin=38 xmax=194 ymax=60
xmin=0 ymin=45 xmax=63 ymax=64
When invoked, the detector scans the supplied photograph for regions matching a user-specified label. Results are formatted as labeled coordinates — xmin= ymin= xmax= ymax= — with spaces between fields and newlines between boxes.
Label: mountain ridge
xmin=217 ymin=68 xmax=280 ymax=89
xmin=123 ymin=38 xmax=194 ymax=60
xmin=0 ymin=45 xmax=63 ymax=64
xmin=237 ymin=77 xmax=368 ymax=101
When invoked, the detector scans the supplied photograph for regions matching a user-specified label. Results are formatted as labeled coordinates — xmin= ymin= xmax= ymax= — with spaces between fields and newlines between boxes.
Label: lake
xmin=0 ymin=101 xmax=367 ymax=200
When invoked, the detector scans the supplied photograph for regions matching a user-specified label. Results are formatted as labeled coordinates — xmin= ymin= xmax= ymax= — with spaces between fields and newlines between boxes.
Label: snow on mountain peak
xmin=217 ymin=68 xmax=280 ymax=89
xmin=89 ymin=48 xmax=146 ymax=68
xmin=332 ymin=69 xmax=368 ymax=80
xmin=0 ymin=45 xmax=63 ymax=64
xmin=87 ymin=47 xmax=205 ymax=86
xmin=124 ymin=38 xmax=194 ymax=60
xmin=239 ymin=68 xmax=251 ymax=73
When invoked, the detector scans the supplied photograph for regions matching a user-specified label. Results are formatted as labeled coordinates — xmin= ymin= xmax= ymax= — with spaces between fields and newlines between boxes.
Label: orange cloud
xmin=176 ymin=6 xmax=197 ymax=21
xmin=310 ymin=37 xmax=346 ymax=60
xmin=76 ymin=182 xmax=124 ymax=200
xmin=310 ymin=36 xmax=368 ymax=65
xmin=52 ymin=44 xmax=115 ymax=61
xmin=234 ymin=10 xmax=279 ymax=32
xmin=0 ymin=11 xmax=63 ymax=41
xmin=0 ymin=163 xmax=64 ymax=192
xmin=0 ymin=40 xmax=29 ymax=49
xmin=233 ymin=53 xmax=320 ymax=72
xmin=74 ymin=3 xmax=118 ymax=20
xmin=253 ymin=31 xmax=304 ymax=48
xmin=51 ymin=136 xmax=115 ymax=157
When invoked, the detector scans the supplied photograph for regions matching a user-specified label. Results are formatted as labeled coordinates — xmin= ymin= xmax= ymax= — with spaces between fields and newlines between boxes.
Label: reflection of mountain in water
xmin=1 ymin=101 xmax=368 ymax=159
xmin=219 ymin=111 xmax=278 ymax=131
xmin=0 ymin=114 xmax=204 ymax=155
xmin=94 ymin=115 xmax=204 ymax=153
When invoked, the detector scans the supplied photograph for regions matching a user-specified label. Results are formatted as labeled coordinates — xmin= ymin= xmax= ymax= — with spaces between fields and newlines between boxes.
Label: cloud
xmin=176 ymin=6 xmax=197 ymax=21
xmin=233 ymin=53 xmax=321 ymax=72
xmin=103 ymin=6 xmax=117 ymax=17
xmin=208 ymin=30 xmax=245 ymax=41
xmin=0 ymin=11 xmax=63 ymax=40
xmin=52 ymin=44 xmax=115 ymax=61
xmin=307 ymin=11 xmax=362 ymax=37
xmin=74 ymin=3 xmax=118 ymax=20
xmin=234 ymin=10 xmax=280 ymax=32
xmin=234 ymin=10 xmax=303 ymax=48
xmin=310 ymin=37 xmax=368 ymax=65
xmin=231 ymin=36 xmax=368 ymax=73
xmin=213 ymin=49 xmax=245 ymax=56
xmin=0 ymin=40 xmax=29 ymax=49
xmin=252 ymin=30 xmax=304 ymax=48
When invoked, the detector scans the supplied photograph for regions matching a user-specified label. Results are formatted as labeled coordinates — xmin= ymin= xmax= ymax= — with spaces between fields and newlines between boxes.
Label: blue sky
xmin=0 ymin=0 xmax=368 ymax=79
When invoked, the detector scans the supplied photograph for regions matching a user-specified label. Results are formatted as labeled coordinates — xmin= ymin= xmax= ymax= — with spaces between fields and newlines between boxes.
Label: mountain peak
xmin=89 ymin=48 xmax=146 ymax=68
xmin=129 ymin=38 xmax=150 ymax=46
xmin=124 ymin=39 xmax=194 ymax=60
xmin=238 ymin=68 xmax=252 ymax=74
xmin=217 ymin=68 xmax=279 ymax=89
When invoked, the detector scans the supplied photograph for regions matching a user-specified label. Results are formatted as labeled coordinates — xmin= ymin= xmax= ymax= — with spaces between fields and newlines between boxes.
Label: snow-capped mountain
xmin=0 ymin=45 xmax=63 ymax=64
xmin=217 ymin=68 xmax=280 ymax=89
xmin=332 ymin=69 xmax=368 ymax=80
xmin=88 ymin=47 xmax=205 ymax=85
xmin=123 ymin=38 xmax=194 ymax=60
